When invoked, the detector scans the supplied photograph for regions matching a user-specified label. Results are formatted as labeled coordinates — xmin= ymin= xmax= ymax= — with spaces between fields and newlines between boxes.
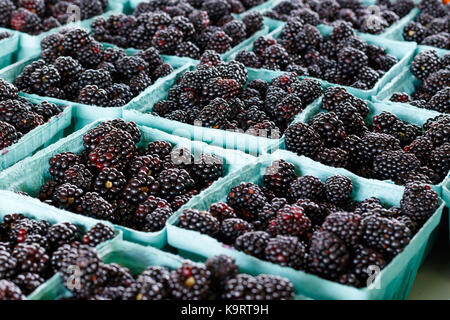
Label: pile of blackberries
xmin=0 ymin=0 xmax=107 ymax=35
xmin=265 ymin=0 xmax=415 ymax=35
xmin=390 ymin=49 xmax=449 ymax=113
xmin=0 ymin=79 xmax=63 ymax=149
xmin=0 ymin=213 xmax=114 ymax=300
xmin=57 ymin=253 xmax=294 ymax=300
xmin=14 ymin=28 xmax=173 ymax=107
xmin=284 ymin=86 xmax=450 ymax=186
xmin=235 ymin=20 xmax=399 ymax=90
xmin=178 ymin=159 xmax=440 ymax=287
xmin=33 ymin=119 xmax=225 ymax=233
xmin=91 ymin=0 xmax=264 ymax=58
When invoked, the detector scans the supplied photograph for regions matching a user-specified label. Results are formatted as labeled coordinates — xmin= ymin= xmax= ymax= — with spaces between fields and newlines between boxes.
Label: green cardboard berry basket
xmin=0 ymin=120 xmax=253 ymax=248
xmin=269 ymin=96 xmax=450 ymax=197
xmin=0 ymin=51 xmax=189 ymax=130
xmin=166 ymin=150 xmax=445 ymax=300
xmin=123 ymin=64 xmax=323 ymax=156
xmin=0 ymin=190 xmax=122 ymax=299
xmin=0 ymin=98 xmax=72 ymax=171
xmin=0 ymin=27 xmax=19 ymax=70
xmin=226 ymin=23 xmax=417 ymax=100
xmin=28 ymin=239 xmax=309 ymax=300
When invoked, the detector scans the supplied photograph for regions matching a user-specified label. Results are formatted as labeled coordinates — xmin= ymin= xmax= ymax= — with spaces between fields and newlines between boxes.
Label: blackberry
xmin=362 ymin=215 xmax=412 ymax=257
xmin=235 ymin=50 xmax=262 ymax=68
xmin=288 ymin=79 xmax=322 ymax=105
xmin=400 ymin=182 xmax=439 ymax=224
xmin=289 ymin=175 xmax=325 ymax=203
xmin=208 ymin=203 xmax=235 ymax=222
xmin=234 ymin=231 xmax=270 ymax=259
xmin=33 ymin=101 xmax=61 ymax=121
xmin=284 ymin=122 xmax=323 ymax=158
xmin=267 ymin=204 xmax=312 ymax=239
xmin=61 ymin=164 xmax=93 ymax=191
xmin=205 ymin=255 xmax=238 ymax=291
xmin=10 ymin=8 xmax=42 ymax=35
xmin=0 ymin=121 xmax=21 ymax=149
xmin=123 ymin=276 xmax=166 ymax=300
xmin=134 ymin=195 xmax=171 ymax=225
xmin=338 ymin=272 xmax=361 ymax=288
xmin=421 ymin=33 xmax=450 ymax=50
xmin=175 ymin=42 xmax=201 ymax=59
xmin=308 ymin=230 xmax=350 ymax=280
xmin=0 ymin=280 xmax=24 ymax=300
xmin=179 ymin=209 xmax=220 ymax=236
xmin=264 ymin=235 xmax=307 ymax=270
xmin=322 ymin=211 xmax=363 ymax=247
xmin=430 ymin=143 xmax=450 ymax=181
xmin=0 ymin=79 xmax=18 ymax=100
xmin=428 ymin=88 xmax=449 ymax=113
xmin=372 ymin=112 xmax=421 ymax=146
xmin=53 ymin=183 xmax=84 ymax=209
xmin=12 ymin=243 xmax=48 ymax=273
xmin=78 ymin=192 xmax=115 ymax=222
xmin=143 ymin=206 xmax=174 ymax=232
xmin=295 ymin=199 xmax=326 ymax=226
xmin=38 ymin=181 xmax=59 ymax=202
xmin=247 ymin=120 xmax=281 ymax=139
xmin=122 ymin=174 xmax=159 ymax=205
xmin=138 ymin=266 xmax=171 ymax=291
xmin=263 ymin=44 xmax=291 ymax=69
xmin=315 ymin=147 xmax=349 ymax=168
xmin=88 ymin=129 xmax=137 ymax=172
xmin=252 ymin=198 xmax=287 ymax=230
xmin=424 ymin=119 xmax=450 ymax=148
xmin=337 ymin=47 xmax=368 ymax=75
xmin=13 ymin=272 xmax=44 ymax=295
xmin=324 ymin=175 xmax=353 ymax=205
xmin=170 ymin=262 xmax=211 ymax=300
xmin=222 ymin=274 xmax=265 ymax=300
xmin=106 ymin=119 xmax=141 ymax=144
xmin=82 ymin=223 xmax=115 ymax=247
xmin=295 ymin=24 xmax=323 ymax=52
xmin=373 ymin=150 xmax=421 ymax=182
xmin=263 ymin=160 xmax=296 ymax=196
xmin=227 ymin=182 xmax=267 ymax=221
xmin=353 ymin=132 xmax=401 ymax=166
xmin=309 ymin=112 xmax=346 ymax=147
xmin=77 ymin=85 xmax=109 ymax=107
xmin=410 ymin=50 xmax=441 ymax=80
xmin=47 ymin=222 xmax=79 ymax=249
xmin=403 ymin=22 xmax=429 ymax=43
xmin=158 ymin=168 xmax=195 ymax=201
xmin=219 ymin=218 xmax=254 ymax=244
xmin=351 ymin=245 xmax=387 ymax=283
xmin=0 ymin=250 xmax=17 ymax=279
xmin=241 ymin=11 xmax=263 ymax=36
xmin=0 ymin=0 xmax=14 ymax=27
xmin=146 ymin=140 xmax=172 ymax=159
xmin=93 ymin=167 xmax=126 ymax=200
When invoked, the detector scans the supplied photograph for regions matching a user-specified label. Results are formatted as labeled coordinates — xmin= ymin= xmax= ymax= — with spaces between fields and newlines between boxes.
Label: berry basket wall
xmin=270 ymin=97 xmax=450 ymax=196
xmin=0 ymin=53 xmax=188 ymax=130
xmin=0 ymin=27 xmax=19 ymax=71
xmin=28 ymin=239 xmax=308 ymax=300
xmin=9 ymin=2 xmax=124 ymax=61
xmin=258 ymin=0 xmax=420 ymax=39
xmin=373 ymin=45 xmax=449 ymax=108
xmin=166 ymin=150 xmax=446 ymax=300
xmin=0 ymin=190 xmax=122 ymax=299
xmin=0 ymin=120 xmax=253 ymax=248
xmin=123 ymin=64 xmax=323 ymax=156
xmin=0 ymin=99 xmax=72 ymax=171
xmin=227 ymin=23 xmax=417 ymax=100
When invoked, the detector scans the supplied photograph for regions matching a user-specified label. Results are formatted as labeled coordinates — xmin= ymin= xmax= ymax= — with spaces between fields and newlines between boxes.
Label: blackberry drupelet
xmin=284 ymin=122 xmax=323 ymax=158
xmin=264 ymin=235 xmax=307 ymax=270
xmin=308 ymin=230 xmax=350 ymax=280
xmin=219 ymin=218 xmax=254 ymax=244
xmin=263 ymin=159 xmax=296 ymax=196
xmin=289 ymin=175 xmax=325 ymax=203
xmin=234 ymin=231 xmax=270 ymax=259
xmin=179 ymin=209 xmax=220 ymax=236
xmin=47 ymin=222 xmax=79 ymax=249
xmin=170 ymin=262 xmax=211 ymax=300
xmin=82 ymin=223 xmax=115 ymax=247
xmin=400 ymin=182 xmax=439 ymax=224
xmin=226 ymin=182 xmax=267 ymax=221
xmin=324 ymin=175 xmax=353 ymax=205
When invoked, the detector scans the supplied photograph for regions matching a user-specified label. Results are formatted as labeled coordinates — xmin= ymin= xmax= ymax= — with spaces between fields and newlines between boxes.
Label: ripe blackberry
xmin=362 ymin=215 xmax=412 ymax=257
xmin=410 ymin=50 xmax=441 ymax=81
xmin=209 ymin=203 xmax=236 ymax=222
xmin=174 ymin=42 xmax=201 ymax=60
xmin=421 ymin=33 xmax=449 ymax=49
xmin=93 ymin=167 xmax=126 ymax=200
xmin=78 ymin=192 xmax=115 ymax=222
xmin=53 ymin=183 xmax=84 ymax=209
xmin=284 ymin=122 xmax=324 ymax=158
xmin=77 ymin=85 xmax=109 ymax=107
xmin=134 ymin=195 xmax=170 ymax=224
xmin=267 ymin=204 xmax=312 ymax=239
xmin=403 ymin=22 xmax=429 ymax=43
xmin=337 ymin=47 xmax=368 ymax=75
xmin=263 ymin=160 xmax=296 ymax=196
xmin=252 ymin=198 xmax=287 ymax=230
xmin=142 ymin=206 xmax=173 ymax=232
xmin=190 ymin=153 xmax=223 ymax=187
xmin=146 ymin=140 xmax=172 ymax=159
xmin=170 ymin=262 xmax=211 ymax=300
xmin=82 ymin=223 xmax=114 ymax=247
xmin=264 ymin=235 xmax=307 ymax=270
xmin=289 ymin=175 xmax=325 ymax=203
xmin=12 ymin=243 xmax=48 ymax=273
xmin=400 ymin=182 xmax=439 ymax=225
xmin=315 ymin=147 xmax=349 ymax=168
xmin=219 ymin=218 xmax=254 ymax=244
xmin=38 ymin=181 xmax=59 ymax=202
xmin=13 ymin=272 xmax=44 ymax=295
xmin=138 ymin=266 xmax=171 ymax=291
xmin=123 ymin=275 xmax=166 ymax=300
xmin=47 ymin=222 xmax=79 ymax=249
xmin=157 ymin=168 xmax=194 ymax=201
xmin=222 ymin=274 xmax=265 ymax=300
xmin=0 ymin=280 xmax=24 ymax=300
xmin=88 ymin=129 xmax=137 ymax=172
xmin=33 ymin=101 xmax=61 ymax=121
xmin=205 ymin=255 xmax=238 ymax=291
xmin=122 ymin=173 xmax=160 ymax=205
xmin=62 ymin=164 xmax=93 ymax=191
xmin=373 ymin=150 xmax=421 ymax=183
xmin=226 ymin=182 xmax=267 ymax=221
xmin=322 ymin=211 xmax=363 ymax=247
xmin=429 ymin=143 xmax=449 ymax=181
xmin=352 ymin=132 xmax=401 ymax=166
xmin=372 ymin=112 xmax=421 ymax=146
xmin=390 ymin=92 xmax=411 ymax=103
xmin=262 ymin=44 xmax=291 ymax=69
xmin=235 ymin=50 xmax=262 ymax=68
xmin=0 ymin=121 xmax=21 ymax=149
xmin=422 ymin=69 xmax=450 ymax=95
xmin=308 ymin=112 xmax=346 ymax=147
xmin=0 ymin=250 xmax=17 ymax=279
xmin=241 ymin=11 xmax=263 ymax=36
xmin=428 ymin=88 xmax=449 ymax=113
xmin=324 ymin=175 xmax=353 ymax=205
xmin=179 ymin=209 xmax=220 ymax=236
xmin=10 ymin=8 xmax=42 ymax=35
xmin=234 ymin=231 xmax=270 ymax=259
xmin=351 ymin=245 xmax=387 ymax=284
xmin=308 ymin=230 xmax=350 ymax=280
